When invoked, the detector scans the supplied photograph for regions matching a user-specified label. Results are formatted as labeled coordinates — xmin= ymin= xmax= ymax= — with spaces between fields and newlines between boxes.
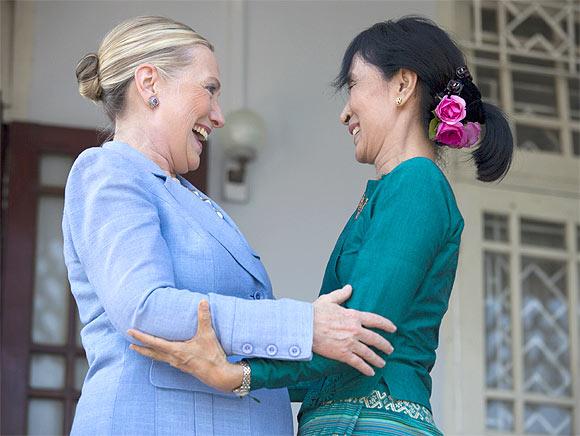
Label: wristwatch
xmin=232 ymin=360 xmax=251 ymax=397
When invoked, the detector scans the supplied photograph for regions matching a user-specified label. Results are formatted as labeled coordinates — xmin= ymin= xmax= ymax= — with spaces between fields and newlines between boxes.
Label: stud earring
xmin=395 ymin=96 xmax=403 ymax=106
xmin=148 ymin=95 xmax=159 ymax=109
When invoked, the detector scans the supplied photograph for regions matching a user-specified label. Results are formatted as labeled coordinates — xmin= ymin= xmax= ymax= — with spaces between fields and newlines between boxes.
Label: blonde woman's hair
xmin=75 ymin=16 xmax=213 ymax=121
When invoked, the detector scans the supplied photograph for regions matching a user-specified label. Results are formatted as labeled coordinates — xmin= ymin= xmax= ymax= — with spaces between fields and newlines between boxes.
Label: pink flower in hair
xmin=434 ymin=122 xmax=465 ymax=148
xmin=435 ymin=95 xmax=467 ymax=125
xmin=461 ymin=122 xmax=481 ymax=147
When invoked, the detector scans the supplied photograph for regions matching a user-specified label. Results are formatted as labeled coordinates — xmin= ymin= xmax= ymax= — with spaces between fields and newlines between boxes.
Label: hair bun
xmin=76 ymin=53 xmax=102 ymax=102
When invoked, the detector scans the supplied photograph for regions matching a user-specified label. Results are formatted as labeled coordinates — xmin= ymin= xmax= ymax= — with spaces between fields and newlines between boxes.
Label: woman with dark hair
xmin=129 ymin=16 xmax=514 ymax=435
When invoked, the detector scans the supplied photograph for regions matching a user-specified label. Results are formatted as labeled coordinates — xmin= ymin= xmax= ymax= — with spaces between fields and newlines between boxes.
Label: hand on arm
xmin=127 ymin=285 xmax=399 ymax=391
xmin=312 ymin=284 xmax=395 ymax=376
xmin=129 ymin=301 xmax=244 ymax=393
xmin=125 ymin=280 xmax=399 ymax=391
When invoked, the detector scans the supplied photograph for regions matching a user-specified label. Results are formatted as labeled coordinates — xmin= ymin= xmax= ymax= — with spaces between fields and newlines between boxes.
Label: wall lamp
xmin=219 ymin=108 xmax=266 ymax=203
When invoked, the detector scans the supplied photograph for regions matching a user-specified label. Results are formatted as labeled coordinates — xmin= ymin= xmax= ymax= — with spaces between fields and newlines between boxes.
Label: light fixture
xmin=219 ymin=108 xmax=266 ymax=203
xmin=219 ymin=0 xmax=267 ymax=203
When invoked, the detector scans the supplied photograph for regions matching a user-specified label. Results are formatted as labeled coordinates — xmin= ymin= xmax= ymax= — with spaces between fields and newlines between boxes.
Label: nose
xmin=210 ymin=102 xmax=225 ymax=128
xmin=340 ymin=103 xmax=351 ymax=125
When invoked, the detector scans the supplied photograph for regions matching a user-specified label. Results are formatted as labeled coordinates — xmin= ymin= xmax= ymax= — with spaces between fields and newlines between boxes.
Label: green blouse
xmin=248 ymin=157 xmax=464 ymax=413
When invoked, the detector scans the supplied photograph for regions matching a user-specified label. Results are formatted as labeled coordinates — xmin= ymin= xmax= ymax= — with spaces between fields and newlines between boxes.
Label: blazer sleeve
xmin=248 ymin=162 xmax=453 ymax=389
xmin=63 ymin=148 xmax=313 ymax=360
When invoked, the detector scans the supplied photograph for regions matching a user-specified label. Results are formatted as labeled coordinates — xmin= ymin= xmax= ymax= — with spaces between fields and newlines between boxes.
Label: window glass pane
xmin=29 ymin=354 xmax=66 ymax=389
xmin=27 ymin=399 xmax=63 ymax=435
xmin=577 ymin=226 xmax=580 ymax=252
xmin=569 ymin=77 xmax=579 ymax=121
xmin=516 ymin=124 xmax=561 ymax=153
xmin=524 ymin=404 xmax=572 ymax=435
xmin=75 ymin=357 xmax=89 ymax=391
xmin=512 ymin=71 xmax=558 ymax=117
xmin=521 ymin=218 xmax=566 ymax=249
xmin=484 ymin=213 xmax=509 ymax=242
xmin=32 ymin=196 xmax=69 ymax=345
xmin=481 ymin=7 xmax=498 ymax=34
xmin=521 ymin=257 xmax=571 ymax=397
xmin=486 ymin=399 xmax=514 ymax=432
xmin=572 ymin=131 xmax=579 ymax=157
xmin=485 ymin=252 xmax=513 ymax=389
xmin=39 ymin=154 xmax=74 ymax=188
xmin=510 ymin=12 xmax=557 ymax=41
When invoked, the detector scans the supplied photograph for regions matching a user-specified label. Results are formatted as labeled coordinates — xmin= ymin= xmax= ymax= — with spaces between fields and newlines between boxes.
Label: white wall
xmin=8 ymin=0 xmax=448 ymax=429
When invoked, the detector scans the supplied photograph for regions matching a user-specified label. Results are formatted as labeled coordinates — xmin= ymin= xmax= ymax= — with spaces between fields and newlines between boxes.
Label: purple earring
xmin=148 ymin=95 xmax=159 ymax=109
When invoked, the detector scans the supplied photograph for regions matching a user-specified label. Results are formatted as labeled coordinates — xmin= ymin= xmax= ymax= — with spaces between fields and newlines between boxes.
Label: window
xmin=465 ymin=0 xmax=580 ymax=158
xmin=483 ymin=213 xmax=578 ymax=435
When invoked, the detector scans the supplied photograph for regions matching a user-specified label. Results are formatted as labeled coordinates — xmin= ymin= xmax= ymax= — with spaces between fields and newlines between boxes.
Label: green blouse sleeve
xmin=249 ymin=160 xmax=454 ymax=390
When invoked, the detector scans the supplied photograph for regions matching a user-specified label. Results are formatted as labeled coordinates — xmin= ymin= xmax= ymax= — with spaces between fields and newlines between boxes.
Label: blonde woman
xmin=64 ymin=16 xmax=396 ymax=435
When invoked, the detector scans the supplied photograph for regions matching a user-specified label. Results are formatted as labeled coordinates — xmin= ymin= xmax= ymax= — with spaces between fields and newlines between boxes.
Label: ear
xmin=134 ymin=63 xmax=161 ymax=105
xmin=395 ymin=68 xmax=419 ymax=105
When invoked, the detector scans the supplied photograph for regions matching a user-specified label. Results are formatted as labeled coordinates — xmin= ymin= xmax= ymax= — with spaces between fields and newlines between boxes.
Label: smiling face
xmin=339 ymin=55 xmax=399 ymax=165
xmin=157 ymin=45 xmax=224 ymax=173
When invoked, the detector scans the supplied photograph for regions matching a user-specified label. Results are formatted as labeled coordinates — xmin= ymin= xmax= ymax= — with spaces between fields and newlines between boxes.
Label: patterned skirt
xmin=298 ymin=390 xmax=443 ymax=436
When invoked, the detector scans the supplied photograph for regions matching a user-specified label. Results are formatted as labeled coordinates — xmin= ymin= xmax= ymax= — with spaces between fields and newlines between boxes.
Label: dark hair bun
xmin=76 ymin=53 xmax=102 ymax=102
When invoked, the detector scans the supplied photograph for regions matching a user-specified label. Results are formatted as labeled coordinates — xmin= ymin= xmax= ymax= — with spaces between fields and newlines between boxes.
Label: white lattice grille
xmin=485 ymin=251 xmax=514 ymax=389
xmin=487 ymin=398 xmax=515 ymax=432
xmin=524 ymin=404 xmax=573 ymax=435
xmin=482 ymin=213 xmax=578 ymax=435
xmin=469 ymin=0 xmax=579 ymax=72
xmin=521 ymin=257 xmax=571 ymax=397
xmin=465 ymin=0 xmax=580 ymax=158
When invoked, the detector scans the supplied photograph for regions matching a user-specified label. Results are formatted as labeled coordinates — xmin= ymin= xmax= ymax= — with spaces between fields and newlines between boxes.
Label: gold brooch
xmin=355 ymin=195 xmax=368 ymax=220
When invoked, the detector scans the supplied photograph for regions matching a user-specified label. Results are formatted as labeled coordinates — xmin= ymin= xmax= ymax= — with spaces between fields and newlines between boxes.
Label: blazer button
xmin=254 ymin=291 xmax=265 ymax=300
xmin=266 ymin=344 xmax=278 ymax=356
xmin=241 ymin=343 xmax=253 ymax=354
xmin=289 ymin=345 xmax=301 ymax=357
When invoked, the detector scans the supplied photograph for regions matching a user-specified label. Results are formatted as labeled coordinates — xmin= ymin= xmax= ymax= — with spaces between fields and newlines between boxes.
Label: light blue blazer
xmin=62 ymin=141 xmax=313 ymax=435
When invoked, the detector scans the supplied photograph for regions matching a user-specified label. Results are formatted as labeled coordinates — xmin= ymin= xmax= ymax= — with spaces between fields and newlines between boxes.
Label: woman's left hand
xmin=127 ymin=300 xmax=243 ymax=392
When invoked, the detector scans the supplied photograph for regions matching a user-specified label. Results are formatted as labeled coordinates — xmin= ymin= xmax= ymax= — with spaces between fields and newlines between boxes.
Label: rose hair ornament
xmin=428 ymin=66 xmax=486 ymax=149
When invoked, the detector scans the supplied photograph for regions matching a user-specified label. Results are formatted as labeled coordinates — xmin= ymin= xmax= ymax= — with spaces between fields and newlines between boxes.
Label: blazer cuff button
xmin=289 ymin=345 xmax=301 ymax=357
xmin=241 ymin=343 xmax=254 ymax=354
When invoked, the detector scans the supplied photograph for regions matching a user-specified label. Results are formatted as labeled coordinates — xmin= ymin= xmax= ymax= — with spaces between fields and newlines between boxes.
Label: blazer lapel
xmin=102 ymin=141 xmax=270 ymax=288
xmin=164 ymin=178 xmax=270 ymax=288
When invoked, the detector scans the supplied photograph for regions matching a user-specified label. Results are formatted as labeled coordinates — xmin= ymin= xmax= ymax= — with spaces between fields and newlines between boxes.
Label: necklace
xmin=188 ymin=187 xmax=225 ymax=219
xmin=174 ymin=178 xmax=225 ymax=220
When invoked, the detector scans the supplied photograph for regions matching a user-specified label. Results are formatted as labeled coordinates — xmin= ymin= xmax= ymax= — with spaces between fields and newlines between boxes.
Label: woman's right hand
xmin=312 ymin=285 xmax=396 ymax=376
xmin=128 ymin=301 xmax=244 ymax=393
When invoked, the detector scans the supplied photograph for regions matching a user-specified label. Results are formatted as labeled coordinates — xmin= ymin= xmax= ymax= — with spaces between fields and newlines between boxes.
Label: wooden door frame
xmin=1 ymin=121 xmax=209 ymax=434
xmin=1 ymin=122 xmax=100 ymax=434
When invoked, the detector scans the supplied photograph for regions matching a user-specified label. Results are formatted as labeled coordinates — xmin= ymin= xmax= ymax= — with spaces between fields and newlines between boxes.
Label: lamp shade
xmin=218 ymin=108 xmax=267 ymax=159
